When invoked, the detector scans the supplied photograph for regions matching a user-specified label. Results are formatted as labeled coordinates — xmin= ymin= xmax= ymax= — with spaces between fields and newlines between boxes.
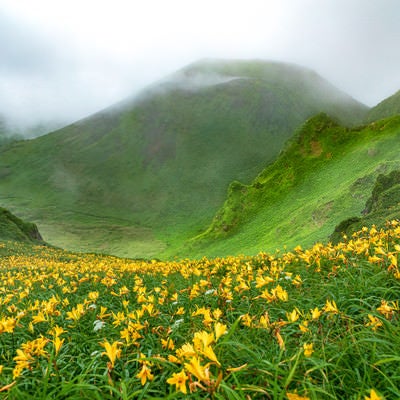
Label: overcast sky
xmin=1 ymin=0 xmax=400 ymax=129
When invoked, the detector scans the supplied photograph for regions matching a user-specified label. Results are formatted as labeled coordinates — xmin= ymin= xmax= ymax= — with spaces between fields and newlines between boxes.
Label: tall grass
xmin=0 ymin=222 xmax=399 ymax=398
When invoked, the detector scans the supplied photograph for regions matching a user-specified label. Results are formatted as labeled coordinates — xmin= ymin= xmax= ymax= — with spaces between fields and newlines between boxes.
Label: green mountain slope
xmin=366 ymin=89 xmax=400 ymax=122
xmin=0 ymin=59 xmax=368 ymax=258
xmin=0 ymin=206 xmax=43 ymax=242
xmin=330 ymin=169 xmax=400 ymax=242
xmin=189 ymin=114 xmax=400 ymax=258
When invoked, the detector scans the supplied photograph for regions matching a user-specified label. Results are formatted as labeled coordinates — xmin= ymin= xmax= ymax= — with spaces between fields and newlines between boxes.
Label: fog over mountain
xmin=0 ymin=0 xmax=400 ymax=133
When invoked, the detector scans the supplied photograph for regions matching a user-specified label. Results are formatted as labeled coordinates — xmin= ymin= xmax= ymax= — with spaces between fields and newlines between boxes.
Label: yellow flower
xmin=167 ymin=369 xmax=188 ymax=394
xmin=259 ymin=314 xmax=270 ymax=328
xmin=323 ymin=299 xmax=339 ymax=314
xmin=240 ymin=313 xmax=253 ymax=327
xmin=377 ymin=300 xmax=395 ymax=319
xmin=88 ymin=291 xmax=99 ymax=301
xmin=299 ymin=321 xmax=309 ymax=333
xmin=212 ymin=308 xmax=223 ymax=320
xmin=202 ymin=345 xmax=220 ymax=366
xmin=31 ymin=312 xmax=47 ymax=324
xmin=368 ymin=255 xmax=383 ymax=264
xmin=53 ymin=336 xmax=65 ymax=355
xmin=168 ymin=354 xmax=180 ymax=364
xmin=365 ymin=388 xmax=383 ymax=400
xmin=0 ymin=317 xmax=17 ymax=333
xmin=274 ymin=285 xmax=288 ymax=302
xmin=13 ymin=348 xmax=33 ymax=376
xmin=193 ymin=330 xmax=214 ymax=350
xmin=366 ymin=314 xmax=383 ymax=331
xmin=311 ymin=307 xmax=321 ymax=320
xmin=303 ymin=343 xmax=314 ymax=357
xmin=286 ymin=393 xmax=310 ymax=400
xmin=255 ymin=275 xmax=274 ymax=288
xmin=184 ymin=356 xmax=209 ymax=382
xmin=100 ymin=340 xmax=122 ymax=368
xmin=49 ymin=325 xmax=66 ymax=337
xmin=66 ymin=303 xmax=85 ymax=322
xmin=176 ymin=343 xmax=196 ymax=360
xmin=286 ymin=309 xmax=300 ymax=323
xmin=274 ymin=329 xmax=285 ymax=349
xmin=175 ymin=306 xmax=185 ymax=315
xmin=161 ymin=338 xmax=175 ymax=350
xmin=136 ymin=364 xmax=154 ymax=385
xmin=292 ymin=274 xmax=303 ymax=287
xmin=214 ymin=322 xmax=227 ymax=341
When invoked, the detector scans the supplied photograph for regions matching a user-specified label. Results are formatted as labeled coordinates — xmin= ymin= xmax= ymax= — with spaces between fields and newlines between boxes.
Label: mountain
xmin=189 ymin=113 xmax=400 ymax=258
xmin=0 ymin=206 xmax=43 ymax=242
xmin=366 ymin=89 xmax=400 ymax=122
xmin=0 ymin=59 xmax=368 ymax=258
xmin=330 ymin=169 xmax=400 ymax=243
xmin=0 ymin=115 xmax=13 ymax=144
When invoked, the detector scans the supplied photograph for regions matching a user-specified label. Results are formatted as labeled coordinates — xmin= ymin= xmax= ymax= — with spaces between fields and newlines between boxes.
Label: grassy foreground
xmin=0 ymin=222 xmax=400 ymax=399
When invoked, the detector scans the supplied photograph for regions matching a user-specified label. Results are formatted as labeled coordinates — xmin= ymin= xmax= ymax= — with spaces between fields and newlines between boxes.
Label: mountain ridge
xmin=186 ymin=114 xmax=400 ymax=258
xmin=0 ymin=59 xmax=369 ymax=258
xmin=366 ymin=89 xmax=400 ymax=122
xmin=0 ymin=206 xmax=43 ymax=243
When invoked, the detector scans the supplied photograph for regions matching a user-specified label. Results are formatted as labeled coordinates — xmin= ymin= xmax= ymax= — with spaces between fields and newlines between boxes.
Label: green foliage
xmin=0 ymin=207 xmax=43 ymax=242
xmin=190 ymin=115 xmax=400 ymax=258
xmin=331 ymin=169 xmax=400 ymax=242
xmin=0 ymin=60 xmax=368 ymax=259
xmin=0 ymin=224 xmax=399 ymax=399
xmin=366 ymin=89 xmax=400 ymax=122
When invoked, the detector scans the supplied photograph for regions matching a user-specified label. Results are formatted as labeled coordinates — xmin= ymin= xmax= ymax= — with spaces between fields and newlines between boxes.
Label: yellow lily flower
xmin=100 ymin=340 xmax=122 ymax=368
xmin=365 ymin=389 xmax=383 ymax=400
xmin=184 ymin=356 xmax=209 ymax=382
xmin=167 ymin=369 xmax=188 ymax=394
xmin=214 ymin=322 xmax=227 ymax=341
xmin=136 ymin=364 xmax=154 ymax=385
xmin=303 ymin=343 xmax=314 ymax=357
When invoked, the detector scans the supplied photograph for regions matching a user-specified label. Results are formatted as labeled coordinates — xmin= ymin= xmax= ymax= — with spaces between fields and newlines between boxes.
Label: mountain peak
xmin=367 ymin=89 xmax=400 ymax=122
xmin=0 ymin=60 xmax=369 ymax=258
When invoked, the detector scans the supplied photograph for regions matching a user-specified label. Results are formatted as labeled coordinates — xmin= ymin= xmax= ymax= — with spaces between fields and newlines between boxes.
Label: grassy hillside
xmin=330 ymin=169 xmax=400 ymax=242
xmin=188 ymin=114 xmax=400 ymax=258
xmin=366 ymin=89 xmax=400 ymax=122
xmin=0 ymin=59 xmax=367 ymax=258
xmin=0 ymin=206 xmax=43 ymax=242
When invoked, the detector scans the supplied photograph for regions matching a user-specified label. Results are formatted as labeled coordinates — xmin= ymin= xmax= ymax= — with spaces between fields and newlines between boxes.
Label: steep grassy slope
xmin=330 ymin=169 xmax=400 ymax=242
xmin=188 ymin=114 xmax=400 ymax=258
xmin=0 ymin=206 xmax=43 ymax=242
xmin=366 ymin=89 xmax=400 ymax=122
xmin=0 ymin=60 xmax=367 ymax=258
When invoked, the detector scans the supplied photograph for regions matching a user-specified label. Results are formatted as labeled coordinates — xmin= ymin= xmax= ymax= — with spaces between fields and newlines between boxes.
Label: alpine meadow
xmin=1 ymin=58 xmax=400 ymax=399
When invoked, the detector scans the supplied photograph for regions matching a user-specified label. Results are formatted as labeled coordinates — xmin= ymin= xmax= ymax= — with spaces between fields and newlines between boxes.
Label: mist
xmin=1 ymin=0 xmax=400 ymax=134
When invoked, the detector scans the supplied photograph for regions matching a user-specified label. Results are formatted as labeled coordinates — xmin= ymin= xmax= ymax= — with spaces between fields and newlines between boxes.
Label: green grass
xmin=0 ymin=60 xmax=368 ymax=259
xmin=0 ymin=207 xmax=43 ymax=243
xmin=0 ymin=223 xmax=399 ymax=399
xmin=188 ymin=115 xmax=400 ymax=258
xmin=366 ymin=89 xmax=400 ymax=122
xmin=331 ymin=169 xmax=400 ymax=243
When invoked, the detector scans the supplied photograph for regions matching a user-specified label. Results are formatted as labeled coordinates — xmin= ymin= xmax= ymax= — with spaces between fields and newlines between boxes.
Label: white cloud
xmin=0 ymin=0 xmax=399 ymax=129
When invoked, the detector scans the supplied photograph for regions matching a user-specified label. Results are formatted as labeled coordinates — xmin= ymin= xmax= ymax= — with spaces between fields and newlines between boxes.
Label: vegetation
xmin=0 ymin=222 xmax=399 ymax=399
xmin=0 ymin=207 xmax=43 ymax=243
xmin=0 ymin=60 xmax=368 ymax=259
xmin=366 ymin=90 xmax=400 ymax=122
xmin=189 ymin=114 xmax=400 ymax=258
xmin=1 ymin=59 xmax=400 ymax=400
xmin=331 ymin=169 xmax=400 ymax=242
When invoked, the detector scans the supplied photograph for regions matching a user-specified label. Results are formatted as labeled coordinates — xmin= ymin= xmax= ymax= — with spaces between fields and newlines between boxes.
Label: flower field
xmin=1 ymin=223 xmax=400 ymax=399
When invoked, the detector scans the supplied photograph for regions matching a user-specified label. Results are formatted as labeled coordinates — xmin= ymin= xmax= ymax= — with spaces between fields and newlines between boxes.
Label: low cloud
xmin=0 ymin=0 xmax=400 ymax=133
